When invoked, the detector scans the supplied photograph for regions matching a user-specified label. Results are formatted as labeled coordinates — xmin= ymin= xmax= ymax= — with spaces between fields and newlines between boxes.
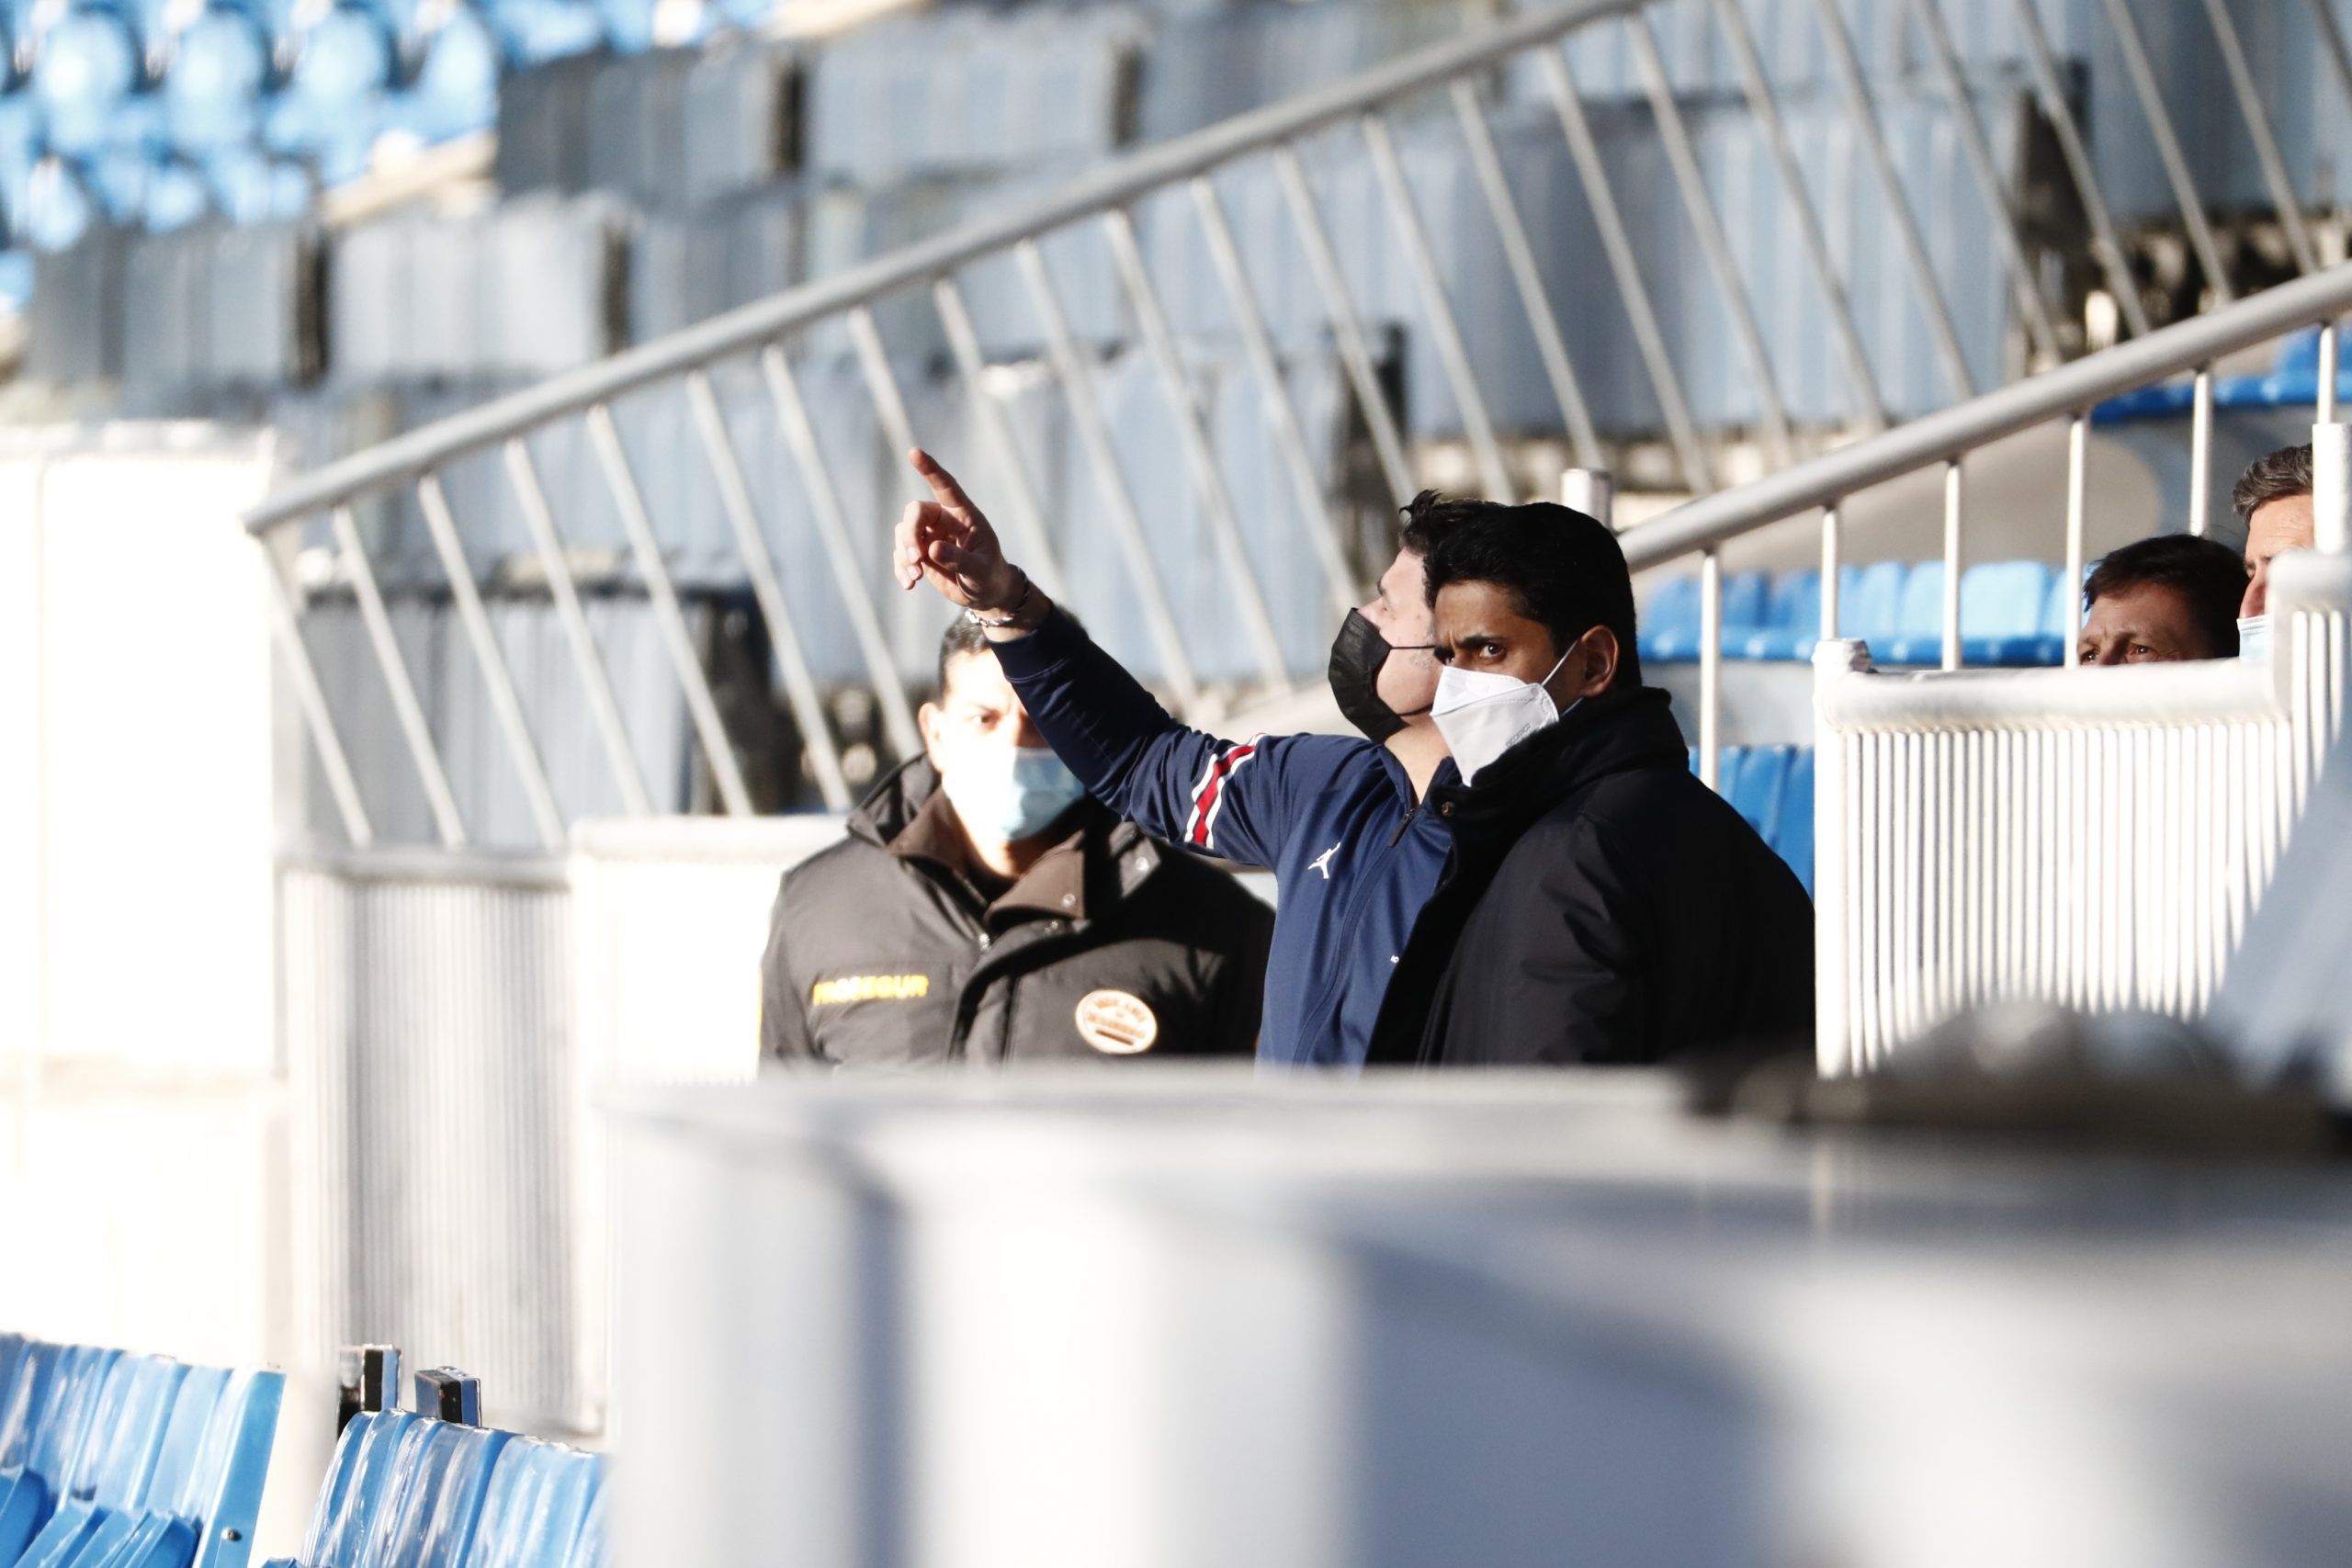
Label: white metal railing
xmin=243 ymin=0 xmax=2349 ymax=845
xmin=1814 ymin=552 xmax=2352 ymax=1077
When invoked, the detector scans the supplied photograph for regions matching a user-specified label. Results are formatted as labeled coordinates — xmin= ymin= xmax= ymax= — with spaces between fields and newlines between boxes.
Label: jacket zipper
xmin=1387 ymin=803 xmax=1418 ymax=846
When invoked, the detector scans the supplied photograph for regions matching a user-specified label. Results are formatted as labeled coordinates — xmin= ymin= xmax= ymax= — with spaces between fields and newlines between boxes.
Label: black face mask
xmin=1328 ymin=609 xmax=1433 ymax=742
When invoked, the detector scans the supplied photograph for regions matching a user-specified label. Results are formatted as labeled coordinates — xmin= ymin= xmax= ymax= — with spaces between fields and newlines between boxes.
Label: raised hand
xmin=894 ymin=448 xmax=1023 ymax=611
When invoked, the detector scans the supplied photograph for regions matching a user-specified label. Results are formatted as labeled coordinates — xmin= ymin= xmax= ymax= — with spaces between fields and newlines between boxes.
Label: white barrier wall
xmin=277 ymin=815 xmax=852 ymax=1437
xmin=607 ymin=1074 xmax=2352 ymax=1568
xmin=1813 ymin=553 xmax=2352 ymax=1074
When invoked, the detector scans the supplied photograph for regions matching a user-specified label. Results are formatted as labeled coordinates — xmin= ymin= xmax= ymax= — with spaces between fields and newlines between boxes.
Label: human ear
xmin=1570 ymin=628 xmax=1620 ymax=697
xmin=918 ymin=701 xmax=949 ymax=772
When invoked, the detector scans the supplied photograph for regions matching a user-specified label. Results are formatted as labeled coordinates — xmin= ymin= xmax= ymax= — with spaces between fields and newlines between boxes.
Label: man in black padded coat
xmin=1365 ymin=503 xmax=1814 ymax=1067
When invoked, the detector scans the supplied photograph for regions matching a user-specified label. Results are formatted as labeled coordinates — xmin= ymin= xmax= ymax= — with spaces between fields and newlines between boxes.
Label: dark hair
xmin=936 ymin=607 xmax=1086 ymax=691
xmin=2233 ymin=444 xmax=2312 ymax=528
xmin=1421 ymin=502 xmax=1641 ymax=687
xmin=2083 ymin=534 xmax=2245 ymax=657
xmin=1397 ymin=490 xmax=1496 ymax=558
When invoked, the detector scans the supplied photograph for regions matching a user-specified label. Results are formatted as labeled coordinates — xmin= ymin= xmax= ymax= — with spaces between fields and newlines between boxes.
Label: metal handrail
xmin=1623 ymin=264 xmax=2352 ymax=571
xmin=243 ymin=0 xmax=1648 ymax=534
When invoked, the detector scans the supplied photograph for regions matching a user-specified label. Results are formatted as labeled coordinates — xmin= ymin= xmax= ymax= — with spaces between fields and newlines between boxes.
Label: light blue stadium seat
xmin=16 ymin=1354 xmax=187 ymax=1568
xmin=390 ymin=4 xmax=499 ymax=143
xmin=32 ymin=8 xmax=140 ymax=156
xmin=463 ymin=1442 xmax=602 ymax=1568
xmin=1727 ymin=744 xmax=1792 ymax=842
xmin=0 ymin=1345 xmax=124 ymax=1562
xmin=2044 ymin=565 xmax=2082 ymax=648
xmin=268 ymin=4 xmax=393 ymax=183
xmin=367 ymin=1422 xmax=512 ymax=1568
xmin=1778 ymin=747 xmax=1815 ymax=895
xmin=1638 ymin=575 xmax=1699 ymax=663
xmin=1639 ymin=570 xmax=1767 ymax=662
xmin=1836 ymin=559 xmax=1903 ymax=648
xmin=204 ymin=143 xmax=311 ymax=222
xmin=1731 ymin=569 xmax=1821 ymax=660
xmin=489 ymin=0 xmax=599 ymax=65
xmin=141 ymin=154 xmax=213 ymax=229
xmin=1881 ymin=560 xmax=2064 ymax=667
xmin=296 ymin=1410 xmax=421 ymax=1566
xmin=1960 ymin=559 xmax=2061 ymax=666
xmin=165 ymin=6 xmax=268 ymax=153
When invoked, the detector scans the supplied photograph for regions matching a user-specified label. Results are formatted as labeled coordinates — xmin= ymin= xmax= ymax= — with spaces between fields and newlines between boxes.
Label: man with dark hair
xmin=761 ymin=615 xmax=1272 ymax=1067
xmin=1367 ymin=505 xmax=1814 ymax=1067
xmin=2233 ymin=443 xmax=2313 ymax=620
xmin=894 ymin=449 xmax=1483 ymax=1067
xmin=2078 ymin=535 xmax=2245 ymax=664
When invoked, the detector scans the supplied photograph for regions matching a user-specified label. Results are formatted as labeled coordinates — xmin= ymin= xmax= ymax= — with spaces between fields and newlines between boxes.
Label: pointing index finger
xmin=909 ymin=447 xmax=981 ymax=523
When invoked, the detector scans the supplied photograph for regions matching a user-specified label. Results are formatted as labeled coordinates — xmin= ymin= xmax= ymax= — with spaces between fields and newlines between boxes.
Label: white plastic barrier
xmin=1813 ymin=552 xmax=2352 ymax=1076
xmin=605 ymin=1072 xmax=2352 ymax=1568
xmin=278 ymin=815 xmax=852 ymax=1435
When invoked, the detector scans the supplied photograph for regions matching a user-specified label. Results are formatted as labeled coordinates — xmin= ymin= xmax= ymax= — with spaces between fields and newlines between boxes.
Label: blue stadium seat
xmin=1960 ymin=559 xmax=2061 ymax=665
xmin=1731 ymin=569 xmax=1821 ymax=660
xmin=268 ymin=4 xmax=393 ymax=183
xmin=390 ymin=3 xmax=500 ymax=142
xmin=32 ymin=8 xmax=140 ymax=157
xmin=1694 ymin=744 xmax=1815 ymax=892
xmin=204 ymin=142 xmax=311 ymax=221
xmin=490 ymin=0 xmax=599 ymax=66
xmin=266 ymin=1405 xmax=605 ymax=1568
xmin=1879 ymin=560 xmax=1947 ymax=665
xmin=1725 ymin=744 xmax=1792 ymax=842
xmin=165 ymin=6 xmax=268 ymax=154
xmin=2044 ymin=565 xmax=2081 ymax=649
xmin=1778 ymin=747 xmax=1815 ymax=895
xmin=1639 ymin=570 xmax=1766 ymax=662
xmin=1836 ymin=559 xmax=1904 ymax=648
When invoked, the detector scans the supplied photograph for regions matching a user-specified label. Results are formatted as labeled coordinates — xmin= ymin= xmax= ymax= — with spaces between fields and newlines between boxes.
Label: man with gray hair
xmin=2233 ymin=442 xmax=2312 ymax=621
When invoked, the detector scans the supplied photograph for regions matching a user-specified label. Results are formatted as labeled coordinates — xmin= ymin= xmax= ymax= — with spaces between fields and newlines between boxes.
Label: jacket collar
xmin=1429 ymin=686 xmax=1688 ymax=841
xmin=850 ymin=756 xmax=1159 ymax=922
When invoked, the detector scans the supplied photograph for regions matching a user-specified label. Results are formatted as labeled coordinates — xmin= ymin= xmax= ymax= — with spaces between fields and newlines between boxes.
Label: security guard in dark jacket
xmin=761 ymin=618 xmax=1273 ymax=1067
xmin=1368 ymin=505 xmax=1814 ymax=1066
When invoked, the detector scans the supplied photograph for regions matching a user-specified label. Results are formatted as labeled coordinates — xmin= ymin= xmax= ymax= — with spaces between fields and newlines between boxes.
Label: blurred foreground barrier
xmin=264 ymin=1357 xmax=606 ymax=1568
xmin=607 ymin=1069 xmax=2352 ymax=1568
xmin=0 ymin=1335 xmax=281 ymax=1568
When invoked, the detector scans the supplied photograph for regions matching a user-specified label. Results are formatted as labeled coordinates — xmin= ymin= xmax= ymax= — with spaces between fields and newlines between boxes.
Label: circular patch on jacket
xmin=1074 ymin=989 xmax=1158 ymax=1055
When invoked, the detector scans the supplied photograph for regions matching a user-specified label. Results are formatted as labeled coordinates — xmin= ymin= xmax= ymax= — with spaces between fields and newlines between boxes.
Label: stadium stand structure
xmin=0 ymin=1336 xmax=281 ymax=1568
xmin=199 ymin=0 xmax=2352 ymax=1441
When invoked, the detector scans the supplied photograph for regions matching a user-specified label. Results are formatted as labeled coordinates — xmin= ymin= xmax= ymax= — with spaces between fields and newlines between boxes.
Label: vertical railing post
xmin=2064 ymin=413 xmax=2088 ymax=667
xmin=1561 ymin=468 xmax=1613 ymax=527
xmin=2189 ymin=366 xmax=2216 ymax=537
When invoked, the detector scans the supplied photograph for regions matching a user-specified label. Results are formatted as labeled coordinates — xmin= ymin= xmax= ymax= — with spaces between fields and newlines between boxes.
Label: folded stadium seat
xmin=16 ymin=156 xmax=96 ymax=250
xmin=293 ymin=1410 xmax=421 ymax=1565
xmin=1725 ymin=744 xmax=1792 ymax=843
xmin=1958 ymin=560 xmax=2062 ymax=666
xmin=0 ymin=1345 xmax=123 ymax=1562
xmin=1637 ymin=570 xmax=1766 ymax=662
xmin=1877 ymin=560 xmax=1947 ymax=666
xmin=266 ymin=4 xmax=393 ymax=185
xmin=1836 ymin=559 xmax=1904 ymax=649
xmin=1637 ymin=576 xmax=1700 ymax=664
xmin=590 ymin=0 xmax=650 ymax=52
xmin=1731 ymin=569 xmax=1822 ymax=660
xmin=2044 ymin=565 xmax=2082 ymax=649
xmin=462 ymin=1441 xmax=603 ymax=1568
xmin=14 ymin=1353 xmax=187 ymax=1568
xmin=387 ymin=4 xmax=499 ymax=143
xmin=31 ymin=8 xmax=139 ymax=157
xmin=488 ymin=0 xmax=599 ymax=68
xmin=140 ymin=155 xmax=211 ymax=229
xmin=163 ymin=6 xmax=266 ymax=154
xmin=1777 ymin=747 xmax=1815 ymax=896
xmin=368 ymin=1422 xmax=512 ymax=1566
xmin=203 ymin=143 xmax=311 ymax=222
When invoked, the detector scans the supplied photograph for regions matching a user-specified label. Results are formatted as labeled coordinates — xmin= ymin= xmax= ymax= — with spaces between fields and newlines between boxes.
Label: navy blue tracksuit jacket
xmin=991 ymin=609 xmax=1455 ymax=1068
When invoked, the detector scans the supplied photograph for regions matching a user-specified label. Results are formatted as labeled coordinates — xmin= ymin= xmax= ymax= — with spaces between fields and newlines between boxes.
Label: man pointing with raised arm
xmin=894 ymin=448 xmax=1474 ymax=1069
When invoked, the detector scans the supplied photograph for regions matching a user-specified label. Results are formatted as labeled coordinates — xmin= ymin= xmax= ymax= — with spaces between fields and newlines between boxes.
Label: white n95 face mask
xmin=942 ymin=746 xmax=1089 ymax=842
xmin=1431 ymin=647 xmax=1574 ymax=786
xmin=2237 ymin=614 xmax=2271 ymax=663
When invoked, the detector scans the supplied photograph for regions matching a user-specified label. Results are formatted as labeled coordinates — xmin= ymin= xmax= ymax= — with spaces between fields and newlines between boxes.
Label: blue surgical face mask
xmin=941 ymin=745 xmax=1090 ymax=843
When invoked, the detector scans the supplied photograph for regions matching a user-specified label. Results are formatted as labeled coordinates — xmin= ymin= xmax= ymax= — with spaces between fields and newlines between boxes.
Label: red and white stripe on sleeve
xmin=1182 ymin=735 xmax=1264 ymax=852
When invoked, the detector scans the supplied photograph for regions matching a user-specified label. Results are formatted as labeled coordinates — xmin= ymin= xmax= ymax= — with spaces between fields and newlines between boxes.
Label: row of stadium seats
xmin=1642 ymin=560 xmax=2080 ymax=668
xmin=0 ymin=1336 xmax=280 ymax=1568
xmin=1701 ymin=744 xmax=1815 ymax=895
xmin=265 ymin=1408 xmax=605 ymax=1568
